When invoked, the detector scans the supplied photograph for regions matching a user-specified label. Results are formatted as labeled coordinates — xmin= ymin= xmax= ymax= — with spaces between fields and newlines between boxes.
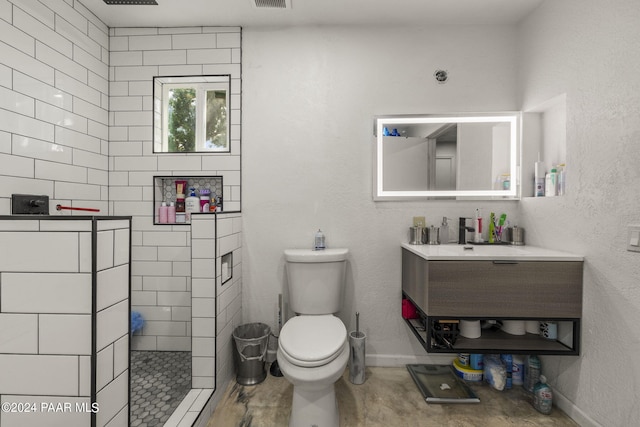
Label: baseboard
xmin=553 ymin=387 xmax=601 ymax=427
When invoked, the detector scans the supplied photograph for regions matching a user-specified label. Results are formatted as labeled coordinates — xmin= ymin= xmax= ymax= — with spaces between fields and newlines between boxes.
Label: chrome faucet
xmin=458 ymin=217 xmax=475 ymax=244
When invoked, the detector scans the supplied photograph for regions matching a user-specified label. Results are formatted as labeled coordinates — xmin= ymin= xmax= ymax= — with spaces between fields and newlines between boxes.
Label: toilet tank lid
xmin=284 ymin=248 xmax=349 ymax=263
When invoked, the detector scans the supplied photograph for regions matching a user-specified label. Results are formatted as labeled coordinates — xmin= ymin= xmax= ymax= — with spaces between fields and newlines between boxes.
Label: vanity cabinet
xmin=401 ymin=245 xmax=583 ymax=355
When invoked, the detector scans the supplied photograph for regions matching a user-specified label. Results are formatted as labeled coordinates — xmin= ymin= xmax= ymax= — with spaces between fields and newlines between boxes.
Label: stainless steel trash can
xmin=232 ymin=323 xmax=271 ymax=385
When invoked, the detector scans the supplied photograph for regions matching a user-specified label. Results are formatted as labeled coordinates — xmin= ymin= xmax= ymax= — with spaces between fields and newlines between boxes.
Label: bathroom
xmin=0 ymin=0 xmax=638 ymax=426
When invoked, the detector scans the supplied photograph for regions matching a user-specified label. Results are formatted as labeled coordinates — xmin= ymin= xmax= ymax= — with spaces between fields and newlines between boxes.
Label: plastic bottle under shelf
xmin=524 ymin=355 xmax=541 ymax=393
xmin=533 ymin=375 xmax=553 ymax=414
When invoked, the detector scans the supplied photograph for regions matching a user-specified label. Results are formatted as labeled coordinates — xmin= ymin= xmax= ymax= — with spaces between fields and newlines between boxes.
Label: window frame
xmin=153 ymin=75 xmax=231 ymax=153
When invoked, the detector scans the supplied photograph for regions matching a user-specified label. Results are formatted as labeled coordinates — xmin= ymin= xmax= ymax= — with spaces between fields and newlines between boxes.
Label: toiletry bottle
xmin=557 ymin=163 xmax=566 ymax=196
xmin=533 ymin=375 xmax=553 ymax=414
xmin=535 ymin=154 xmax=546 ymax=197
xmin=199 ymin=188 xmax=211 ymax=212
xmin=175 ymin=191 xmax=185 ymax=214
xmin=440 ymin=217 xmax=450 ymax=244
xmin=545 ymin=168 xmax=558 ymax=197
xmin=185 ymin=187 xmax=200 ymax=221
xmin=314 ymin=229 xmax=326 ymax=250
xmin=167 ymin=202 xmax=176 ymax=224
xmin=158 ymin=201 xmax=168 ymax=224
xmin=209 ymin=192 xmax=217 ymax=212
xmin=488 ymin=212 xmax=495 ymax=244
xmin=474 ymin=209 xmax=483 ymax=243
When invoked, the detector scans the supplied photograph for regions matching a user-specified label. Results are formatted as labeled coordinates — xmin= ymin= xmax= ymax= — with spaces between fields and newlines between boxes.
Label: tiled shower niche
xmin=154 ymin=176 xmax=223 ymax=225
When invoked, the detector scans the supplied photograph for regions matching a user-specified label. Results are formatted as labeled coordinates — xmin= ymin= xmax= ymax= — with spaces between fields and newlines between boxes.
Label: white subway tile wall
xmin=114 ymin=26 xmax=241 ymax=351
xmin=0 ymin=1 xmax=243 ymax=423
xmin=0 ymin=0 xmax=109 ymax=215
xmin=179 ymin=213 xmax=242 ymax=427
xmin=0 ymin=218 xmax=130 ymax=427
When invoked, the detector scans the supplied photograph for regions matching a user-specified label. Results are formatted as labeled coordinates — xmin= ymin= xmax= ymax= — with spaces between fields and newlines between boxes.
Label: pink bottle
xmin=167 ymin=202 xmax=176 ymax=224
xmin=158 ymin=202 xmax=168 ymax=223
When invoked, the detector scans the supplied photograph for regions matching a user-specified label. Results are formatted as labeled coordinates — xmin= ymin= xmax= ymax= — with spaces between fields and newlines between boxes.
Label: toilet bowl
xmin=280 ymin=248 xmax=349 ymax=427
xmin=277 ymin=314 xmax=348 ymax=427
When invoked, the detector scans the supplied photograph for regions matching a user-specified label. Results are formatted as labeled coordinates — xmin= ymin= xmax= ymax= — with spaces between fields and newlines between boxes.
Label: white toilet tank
xmin=284 ymin=248 xmax=348 ymax=315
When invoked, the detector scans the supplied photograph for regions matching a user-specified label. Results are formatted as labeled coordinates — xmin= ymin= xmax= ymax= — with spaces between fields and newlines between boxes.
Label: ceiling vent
xmin=250 ymin=0 xmax=291 ymax=9
xmin=103 ymin=0 xmax=158 ymax=5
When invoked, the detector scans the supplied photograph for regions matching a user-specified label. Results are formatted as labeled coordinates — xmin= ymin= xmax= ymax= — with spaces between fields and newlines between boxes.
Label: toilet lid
xmin=279 ymin=315 xmax=347 ymax=367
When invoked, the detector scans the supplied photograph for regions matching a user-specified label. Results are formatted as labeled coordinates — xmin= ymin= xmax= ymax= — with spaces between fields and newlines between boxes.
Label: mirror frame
xmin=153 ymin=74 xmax=231 ymax=153
xmin=373 ymin=112 xmax=521 ymax=200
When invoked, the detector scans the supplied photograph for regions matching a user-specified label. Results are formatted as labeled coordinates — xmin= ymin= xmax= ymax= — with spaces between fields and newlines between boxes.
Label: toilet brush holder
xmin=349 ymin=331 xmax=366 ymax=385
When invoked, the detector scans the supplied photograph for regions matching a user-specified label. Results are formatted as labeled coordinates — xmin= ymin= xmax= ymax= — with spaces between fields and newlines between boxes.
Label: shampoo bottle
xmin=158 ymin=202 xmax=168 ymax=224
xmin=167 ymin=202 xmax=176 ymax=224
xmin=185 ymin=187 xmax=200 ymax=221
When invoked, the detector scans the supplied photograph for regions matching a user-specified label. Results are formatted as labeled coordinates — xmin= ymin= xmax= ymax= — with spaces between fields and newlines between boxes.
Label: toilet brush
xmin=270 ymin=294 xmax=284 ymax=377
xmin=349 ymin=312 xmax=366 ymax=384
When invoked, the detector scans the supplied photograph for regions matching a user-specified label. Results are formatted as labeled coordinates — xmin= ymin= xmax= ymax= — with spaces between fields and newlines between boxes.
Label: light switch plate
xmin=413 ymin=216 xmax=425 ymax=227
xmin=627 ymin=225 xmax=640 ymax=253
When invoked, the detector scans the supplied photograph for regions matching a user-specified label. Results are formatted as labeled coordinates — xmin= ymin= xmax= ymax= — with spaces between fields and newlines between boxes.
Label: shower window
xmin=154 ymin=75 xmax=230 ymax=153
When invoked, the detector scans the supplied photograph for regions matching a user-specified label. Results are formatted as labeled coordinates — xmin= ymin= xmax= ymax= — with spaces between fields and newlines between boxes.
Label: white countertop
xmin=401 ymin=242 xmax=584 ymax=261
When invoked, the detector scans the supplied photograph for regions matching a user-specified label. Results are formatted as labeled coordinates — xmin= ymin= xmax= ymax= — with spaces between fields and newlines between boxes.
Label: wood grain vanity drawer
xmin=402 ymin=249 xmax=583 ymax=318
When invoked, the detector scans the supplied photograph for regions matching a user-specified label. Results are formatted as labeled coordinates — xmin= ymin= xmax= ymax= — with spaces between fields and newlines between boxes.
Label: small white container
xmin=460 ymin=320 xmax=481 ymax=339
xmin=502 ymin=320 xmax=526 ymax=335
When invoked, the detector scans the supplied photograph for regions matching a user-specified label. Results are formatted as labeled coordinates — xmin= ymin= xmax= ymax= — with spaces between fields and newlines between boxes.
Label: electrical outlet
xmin=627 ymin=225 xmax=640 ymax=253
xmin=413 ymin=216 xmax=425 ymax=227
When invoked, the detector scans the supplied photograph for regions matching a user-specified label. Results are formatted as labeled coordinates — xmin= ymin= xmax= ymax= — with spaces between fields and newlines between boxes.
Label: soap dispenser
xmin=440 ymin=217 xmax=450 ymax=244
xmin=185 ymin=187 xmax=200 ymax=221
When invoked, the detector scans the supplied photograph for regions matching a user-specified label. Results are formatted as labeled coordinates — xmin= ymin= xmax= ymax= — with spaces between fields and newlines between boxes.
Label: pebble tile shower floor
xmin=130 ymin=351 xmax=191 ymax=427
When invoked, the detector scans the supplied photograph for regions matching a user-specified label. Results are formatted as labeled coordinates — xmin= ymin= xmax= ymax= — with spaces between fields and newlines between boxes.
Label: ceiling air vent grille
xmin=251 ymin=0 xmax=291 ymax=9
xmin=103 ymin=0 xmax=158 ymax=5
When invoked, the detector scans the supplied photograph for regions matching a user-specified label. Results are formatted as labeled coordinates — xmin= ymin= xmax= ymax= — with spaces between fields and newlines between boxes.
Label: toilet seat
xmin=279 ymin=315 xmax=347 ymax=368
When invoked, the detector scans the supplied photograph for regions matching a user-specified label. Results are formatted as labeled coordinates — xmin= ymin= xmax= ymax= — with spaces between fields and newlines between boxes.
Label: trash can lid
xmin=279 ymin=315 xmax=346 ymax=367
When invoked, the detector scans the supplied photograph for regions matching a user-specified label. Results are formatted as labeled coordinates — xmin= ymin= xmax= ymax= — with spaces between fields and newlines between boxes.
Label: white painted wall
xmin=241 ymin=25 xmax=521 ymax=364
xmin=517 ymin=1 xmax=640 ymax=426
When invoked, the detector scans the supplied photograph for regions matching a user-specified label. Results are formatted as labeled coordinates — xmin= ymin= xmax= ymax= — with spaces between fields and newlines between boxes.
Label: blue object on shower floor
xmin=131 ymin=311 xmax=144 ymax=334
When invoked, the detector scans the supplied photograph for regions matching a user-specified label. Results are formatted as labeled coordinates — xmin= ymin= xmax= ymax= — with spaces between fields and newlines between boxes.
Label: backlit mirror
xmin=373 ymin=112 xmax=520 ymax=200
xmin=153 ymin=75 xmax=230 ymax=153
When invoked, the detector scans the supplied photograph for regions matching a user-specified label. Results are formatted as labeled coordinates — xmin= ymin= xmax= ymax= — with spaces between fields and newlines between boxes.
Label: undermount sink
xmin=400 ymin=242 xmax=583 ymax=261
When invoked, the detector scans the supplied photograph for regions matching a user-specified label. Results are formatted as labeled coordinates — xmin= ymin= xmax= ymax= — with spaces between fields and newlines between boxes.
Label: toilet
xmin=278 ymin=248 xmax=349 ymax=427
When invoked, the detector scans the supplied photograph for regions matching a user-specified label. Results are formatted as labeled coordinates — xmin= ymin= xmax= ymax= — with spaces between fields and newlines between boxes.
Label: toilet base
xmin=289 ymin=384 xmax=339 ymax=427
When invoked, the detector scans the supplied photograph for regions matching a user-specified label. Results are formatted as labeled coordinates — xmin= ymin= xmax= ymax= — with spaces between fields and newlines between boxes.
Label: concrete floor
xmin=207 ymin=365 xmax=578 ymax=427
